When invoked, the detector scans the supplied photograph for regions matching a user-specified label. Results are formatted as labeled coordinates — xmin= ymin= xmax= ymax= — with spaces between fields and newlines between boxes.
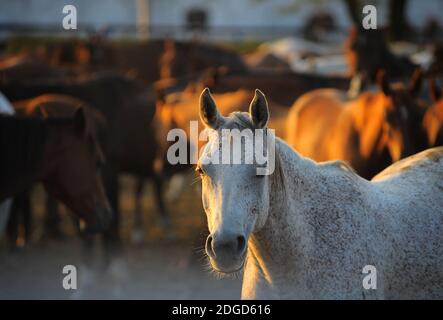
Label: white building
xmin=0 ymin=0 xmax=442 ymax=40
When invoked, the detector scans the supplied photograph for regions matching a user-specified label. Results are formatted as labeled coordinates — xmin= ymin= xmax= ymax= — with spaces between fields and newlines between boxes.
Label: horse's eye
xmin=195 ymin=166 xmax=205 ymax=176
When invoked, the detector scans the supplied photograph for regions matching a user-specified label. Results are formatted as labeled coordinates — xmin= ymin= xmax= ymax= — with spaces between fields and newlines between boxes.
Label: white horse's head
xmin=197 ymin=88 xmax=273 ymax=274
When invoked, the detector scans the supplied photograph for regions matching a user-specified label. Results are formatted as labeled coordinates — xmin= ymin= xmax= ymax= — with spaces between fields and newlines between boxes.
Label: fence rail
xmin=0 ymin=22 xmax=352 ymax=41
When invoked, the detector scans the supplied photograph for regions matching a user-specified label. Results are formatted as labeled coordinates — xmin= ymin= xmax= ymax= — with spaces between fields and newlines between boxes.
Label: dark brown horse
xmin=0 ymin=53 xmax=67 ymax=82
xmin=345 ymin=26 xmax=417 ymax=83
xmin=38 ymin=38 xmax=247 ymax=84
xmin=286 ymin=70 xmax=424 ymax=179
xmin=159 ymin=39 xmax=248 ymax=80
xmin=10 ymin=94 xmax=107 ymax=242
xmin=0 ymin=109 xmax=112 ymax=233
xmin=1 ymin=72 xmax=170 ymax=240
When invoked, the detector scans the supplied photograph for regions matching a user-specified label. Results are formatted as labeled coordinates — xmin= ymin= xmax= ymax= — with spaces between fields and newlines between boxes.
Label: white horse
xmin=0 ymin=92 xmax=15 ymax=239
xmin=197 ymin=88 xmax=443 ymax=299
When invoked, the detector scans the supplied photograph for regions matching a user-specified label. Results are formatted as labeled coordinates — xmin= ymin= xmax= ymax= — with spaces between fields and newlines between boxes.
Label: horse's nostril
xmin=206 ymin=235 xmax=215 ymax=258
xmin=237 ymin=235 xmax=246 ymax=254
xmin=207 ymin=233 xmax=247 ymax=258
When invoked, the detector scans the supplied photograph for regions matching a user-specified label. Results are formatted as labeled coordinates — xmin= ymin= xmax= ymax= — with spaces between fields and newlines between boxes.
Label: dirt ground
xmin=0 ymin=174 xmax=242 ymax=299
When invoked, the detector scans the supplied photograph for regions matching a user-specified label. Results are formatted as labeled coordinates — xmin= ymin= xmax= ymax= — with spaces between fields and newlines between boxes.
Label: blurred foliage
xmin=219 ymin=40 xmax=264 ymax=54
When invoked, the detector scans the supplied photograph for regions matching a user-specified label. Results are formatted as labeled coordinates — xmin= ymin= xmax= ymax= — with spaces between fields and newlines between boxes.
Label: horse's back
xmin=370 ymin=148 xmax=443 ymax=298
xmin=286 ymin=89 xmax=346 ymax=161
xmin=372 ymin=147 xmax=443 ymax=183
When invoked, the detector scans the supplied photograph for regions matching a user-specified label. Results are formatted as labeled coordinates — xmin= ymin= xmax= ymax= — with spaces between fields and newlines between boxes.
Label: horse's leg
xmin=7 ymin=191 xmax=29 ymax=249
xmin=6 ymin=198 xmax=19 ymax=249
xmin=22 ymin=192 xmax=31 ymax=244
xmin=0 ymin=199 xmax=12 ymax=242
xmin=102 ymin=171 xmax=121 ymax=267
xmin=131 ymin=177 xmax=145 ymax=245
xmin=104 ymin=171 xmax=120 ymax=244
xmin=153 ymin=174 xmax=174 ymax=239
xmin=44 ymin=196 xmax=63 ymax=239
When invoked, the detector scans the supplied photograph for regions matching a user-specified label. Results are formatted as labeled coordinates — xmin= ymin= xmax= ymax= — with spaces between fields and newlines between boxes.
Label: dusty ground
xmin=0 ymin=241 xmax=242 ymax=299
xmin=0 ymin=174 xmax=242 ymax=299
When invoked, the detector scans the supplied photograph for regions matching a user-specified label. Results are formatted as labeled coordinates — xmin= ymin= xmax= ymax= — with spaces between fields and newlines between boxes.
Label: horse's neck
xmin=246 ymin=140 xmax=372 ymax=298
xmin=247 ymin=139 xmax=319 ymax=292
xmin=0 ymin=116 xmax=48 ymax=198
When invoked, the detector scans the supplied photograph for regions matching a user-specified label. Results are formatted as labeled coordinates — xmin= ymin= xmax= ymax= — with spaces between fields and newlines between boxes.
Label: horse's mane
xmin=226 ymin=112 xmax=256 ymax=130
xmin=0 ymin=114 xmax=48 ymax=180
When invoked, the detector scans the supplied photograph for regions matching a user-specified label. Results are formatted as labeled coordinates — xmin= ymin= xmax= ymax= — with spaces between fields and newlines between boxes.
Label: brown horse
xmin=0 ymin=72 xmax=171 ymax=240
xmin=10 ymin=94 xmax=107 ymax=242
xmin=286 ymin=70 xmax=424 ymax=179
xmin=423 ymin=78 xmax=443 ymax=147
xmin=0 ymin=109 xmax=112 ymax=233
xmin=159 ymin=39 xmax=248 ymax=80
xmin=156 ymin=67 xmax=351 ymax=107
xmin=345 ymin=26 xmax=417 ymax=83
xmin=38 ymin=38 xmax=247 ymax=84
xmin=0 ymin=53 xmax=67 ymax=82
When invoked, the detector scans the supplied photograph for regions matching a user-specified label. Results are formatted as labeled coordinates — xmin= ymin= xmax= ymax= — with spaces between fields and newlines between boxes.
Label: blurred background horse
xmin=1 ymin=0 xmax=443 ymax=299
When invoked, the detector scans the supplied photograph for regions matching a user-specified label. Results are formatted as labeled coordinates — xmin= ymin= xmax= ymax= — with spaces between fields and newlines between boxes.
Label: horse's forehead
xmin=199 ymin=127 xmax=260 ymax=168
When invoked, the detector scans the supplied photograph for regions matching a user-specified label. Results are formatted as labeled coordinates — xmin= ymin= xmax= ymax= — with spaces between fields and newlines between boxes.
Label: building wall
xmin=0 ymin=0 xmax=442 ymax=39
xmin=148 ymin=0 xmax=351 ymax=28
xmin=0 ymin=0 xmax=136 ymax=27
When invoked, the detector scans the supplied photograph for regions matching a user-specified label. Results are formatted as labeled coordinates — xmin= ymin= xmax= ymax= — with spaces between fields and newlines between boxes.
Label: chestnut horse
xmin=423 ymin=78 xmax=443 ymax=147
xmin=286 ymin=70 xmax=424 ymax=179
xmin=0 ymin=109 xmax=112 ymax=233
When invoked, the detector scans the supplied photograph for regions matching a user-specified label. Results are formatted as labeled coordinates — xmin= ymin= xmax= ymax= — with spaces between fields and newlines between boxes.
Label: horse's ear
xmin=74 ymin=107 xmax=88 ymax=137
xmin=199 ymin=88 xmax=223 ymax=129
xmin=249 ymin=89 xmax=269 ymax=129
xmin=155 ymin=87 xmax=166 ymax=105
xmin=409 ymin=68 xmax=422 ymax=96
xmin=429 ymin=77 xmax=442 ymax=103
xmin=376 ymin=69 xmax=390 ymax=96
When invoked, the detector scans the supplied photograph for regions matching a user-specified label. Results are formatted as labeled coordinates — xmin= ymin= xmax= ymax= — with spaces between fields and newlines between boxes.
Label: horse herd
xmin=0 ymin=27 xmax=442 ymax=299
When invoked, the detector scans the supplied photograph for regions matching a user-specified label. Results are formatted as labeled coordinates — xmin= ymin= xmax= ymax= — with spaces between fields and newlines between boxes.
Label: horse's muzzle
xmin=84 ymin=207 xmax=114 ymax=234
xmin=206 ymin=232 xmax=247 ymax=273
